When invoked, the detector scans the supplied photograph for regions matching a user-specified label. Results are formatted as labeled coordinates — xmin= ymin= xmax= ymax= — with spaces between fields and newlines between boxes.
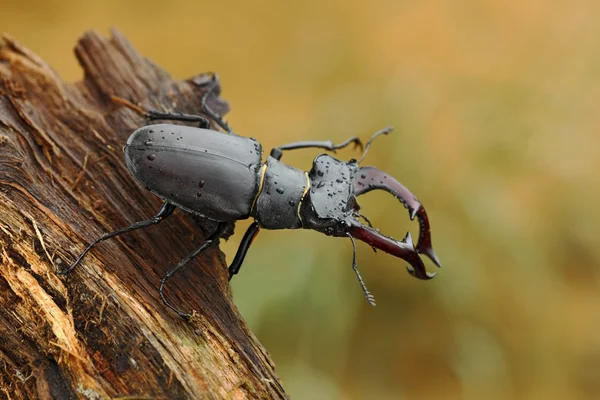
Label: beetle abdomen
xmin=124 ymin=124 xmax=262 ymax=221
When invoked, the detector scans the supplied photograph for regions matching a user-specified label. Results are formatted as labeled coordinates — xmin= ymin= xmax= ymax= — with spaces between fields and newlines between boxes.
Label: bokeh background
xmin=4 ymin=1 xmax=600 ymax=399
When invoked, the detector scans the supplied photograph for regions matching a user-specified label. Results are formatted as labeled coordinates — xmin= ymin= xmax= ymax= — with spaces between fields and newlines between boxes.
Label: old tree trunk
xmin=0 ymin=31 xmax=287 ymax=399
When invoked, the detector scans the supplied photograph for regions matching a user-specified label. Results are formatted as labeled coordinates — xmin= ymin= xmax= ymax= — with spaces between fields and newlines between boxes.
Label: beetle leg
xmin=60 ymin=202 xmax=176 ymax=275
xmin=199 ymin=73 xmax=232 ymax=133
xmin=270 ymin=137 xmax=363 ymax=161
xmin=144 ymin=73 xmax=231 ymax=133
xmin=228 ymin=222 xmax=261 ymax=280
xmin=159 ymin=221 xmax=228 ymax=319
xmin=346 ymin=233 xmax=376 ymax=307
xmin=144 ymin=110 xmax=211 ymax=129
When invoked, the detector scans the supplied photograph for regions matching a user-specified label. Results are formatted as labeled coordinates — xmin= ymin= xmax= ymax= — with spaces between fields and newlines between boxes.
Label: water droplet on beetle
xmin=276 ymin=188 xmax=284 ymax=194
xmin=289 ymin=200 xmax=295 ymax=206
xmin=317 ymin=171 xmax=324 ymax=177
xmin=149 ymin=130 xmax=154 ymax=133
xmin=196 ymin=192 xmax=202 ymax=197
xmin=317 ymin=181 xmax=325 ymax=188
xmin=144 ymin=139 xmax=153 ymax=146
xmin=361 ymin=174 xmax=366 ymax=179
xmin=336 ymin=178 xmax=343 ymax=183
xmin=146 ymin=154 xmax=156 ymax=161
xmin=199 ymin=180 xmax=205 ymax=188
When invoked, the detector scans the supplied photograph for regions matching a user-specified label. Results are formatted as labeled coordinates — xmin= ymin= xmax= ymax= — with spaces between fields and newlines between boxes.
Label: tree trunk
xmin=0 ymin=30 xmax=287 ymax=400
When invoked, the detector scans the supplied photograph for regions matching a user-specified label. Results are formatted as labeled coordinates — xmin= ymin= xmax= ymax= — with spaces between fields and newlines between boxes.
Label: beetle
xmin=61 ymin=74 xmax=441 ymax=318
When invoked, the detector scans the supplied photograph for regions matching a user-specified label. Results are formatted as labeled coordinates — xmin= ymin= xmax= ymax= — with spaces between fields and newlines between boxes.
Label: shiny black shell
xmin=308 ymin=154 xmax=357 ymax=219
xmin=253 ymin=156 xmax=308 ymax=229
xmin=124 ymin=124 xmax=262 ymax=221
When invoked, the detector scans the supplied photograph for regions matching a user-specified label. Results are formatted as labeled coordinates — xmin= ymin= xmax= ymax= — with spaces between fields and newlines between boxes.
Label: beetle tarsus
xmin=159 ymin=221 xmax=228 ymax=319
xmin=60 ymin=202 xmax=176 ymax=275
xmin=347 ymin=234 xmax=376 ymax=307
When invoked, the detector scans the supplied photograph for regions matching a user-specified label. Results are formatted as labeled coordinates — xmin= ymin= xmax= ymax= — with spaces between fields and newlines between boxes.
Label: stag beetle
xmin=62 ymin=74 xmax=441 ymax=318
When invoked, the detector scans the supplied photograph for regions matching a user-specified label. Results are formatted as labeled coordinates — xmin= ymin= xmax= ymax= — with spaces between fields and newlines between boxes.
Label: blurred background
xmin=4 ymin=0 xmax=600 ymax=398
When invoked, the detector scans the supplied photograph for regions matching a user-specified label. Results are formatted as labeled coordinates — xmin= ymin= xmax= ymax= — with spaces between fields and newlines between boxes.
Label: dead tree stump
xmin=0 ymin=30 xmax=287 ymax=399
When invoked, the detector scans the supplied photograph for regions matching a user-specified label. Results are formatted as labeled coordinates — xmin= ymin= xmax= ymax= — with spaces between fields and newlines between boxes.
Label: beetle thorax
xmin=251 ymin=156 xmax=309 ymax=230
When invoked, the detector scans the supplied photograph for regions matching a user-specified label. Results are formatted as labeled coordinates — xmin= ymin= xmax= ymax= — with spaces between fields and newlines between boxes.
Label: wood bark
xmin=0 ymin=30 xmax=287 ymax=400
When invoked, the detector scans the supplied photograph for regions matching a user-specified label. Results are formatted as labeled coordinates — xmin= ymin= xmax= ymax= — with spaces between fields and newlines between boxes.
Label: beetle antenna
xmin=346 ymin=233 xmax=376 ymax=307
xmin=357 ymin=126 xmax=393 ymax=164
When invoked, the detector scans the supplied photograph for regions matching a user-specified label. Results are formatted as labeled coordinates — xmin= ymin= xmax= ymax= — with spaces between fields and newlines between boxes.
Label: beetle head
xmin=303 ymin=153 xmax=440 ymax=280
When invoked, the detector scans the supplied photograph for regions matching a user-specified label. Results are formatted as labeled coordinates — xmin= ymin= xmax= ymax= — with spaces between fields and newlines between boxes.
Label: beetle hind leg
xmin=60 ymin=202 xmax=176 ymax=275
xmin=144 ymin=110 xmax=211 ymax=129
xmin=144 ymin=73 xmax=232 ymax=133
xmin=159 ymin=221 xmax=228 ymax=319
xmin=199 ymin=73 xmax=232 ymax=133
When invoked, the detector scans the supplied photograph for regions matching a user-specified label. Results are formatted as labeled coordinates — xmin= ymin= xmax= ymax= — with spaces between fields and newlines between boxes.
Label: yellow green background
xmin=4 ymin=1 xmax=600 ymax=399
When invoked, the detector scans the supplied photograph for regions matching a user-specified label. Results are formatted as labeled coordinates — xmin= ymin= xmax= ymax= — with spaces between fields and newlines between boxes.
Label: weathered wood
xmin=0 ymin=30 xmax=287 ymax=399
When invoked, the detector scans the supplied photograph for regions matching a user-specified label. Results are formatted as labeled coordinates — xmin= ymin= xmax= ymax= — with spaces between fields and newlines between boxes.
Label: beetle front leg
xmin=270 ymin=137 xmax=363 ymax=161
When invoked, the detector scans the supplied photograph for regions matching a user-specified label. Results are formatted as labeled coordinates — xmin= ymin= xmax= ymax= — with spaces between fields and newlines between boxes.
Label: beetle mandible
xmin=62 ymin=73 xmax=441 ymax=318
